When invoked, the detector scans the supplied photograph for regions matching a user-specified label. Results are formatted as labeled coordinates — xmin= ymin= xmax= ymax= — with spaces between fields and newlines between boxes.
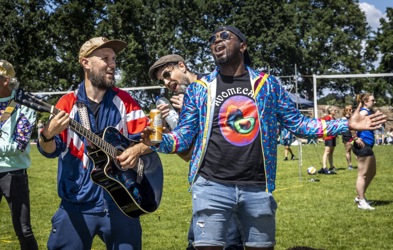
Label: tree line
xmin=1 ymin=0 xmax=392 ymax=107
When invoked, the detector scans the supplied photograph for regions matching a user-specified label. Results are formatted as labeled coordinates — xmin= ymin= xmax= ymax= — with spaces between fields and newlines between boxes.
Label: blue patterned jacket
xmin=155 ymin=66 xmax=348 ymax=192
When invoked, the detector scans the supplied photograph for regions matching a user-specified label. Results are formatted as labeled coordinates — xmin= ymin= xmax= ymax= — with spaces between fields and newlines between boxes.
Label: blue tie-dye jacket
xmin=154 ymin=66 xmax=348 ymax=192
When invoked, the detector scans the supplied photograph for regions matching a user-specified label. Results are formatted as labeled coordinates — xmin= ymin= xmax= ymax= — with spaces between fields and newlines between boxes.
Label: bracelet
xmin=40 ymin=132 xmax=54 ymax=142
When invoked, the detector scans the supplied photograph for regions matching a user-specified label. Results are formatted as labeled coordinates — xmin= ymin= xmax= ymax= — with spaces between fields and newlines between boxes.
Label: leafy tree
xmin=371 ymin=7 xmax=393 ymax=105
xmin=0 ymin=0 xmax=56 ymax=91
xmin=375 ymin=7 xmax=393 ymax=73
xmin=47 ymin=0 xmax=112 ymax=92
xmin=280 ymin=0 xmax=373 ymax=101
xmin=1 ymin=0 xmax=388 ymax=107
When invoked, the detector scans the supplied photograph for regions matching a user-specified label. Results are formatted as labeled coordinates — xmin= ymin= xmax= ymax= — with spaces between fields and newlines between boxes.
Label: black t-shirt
xmin=89 ymin=99 xmax=100 ymax=118
xmin=199 ymin=72 xmax=265 ymax=185
xmin=342 ymin=116 xmax=352 ymax=142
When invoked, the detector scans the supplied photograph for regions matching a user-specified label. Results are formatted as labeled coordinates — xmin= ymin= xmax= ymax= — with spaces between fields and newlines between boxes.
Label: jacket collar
xmin=202 ymin=65 xmax=261 ymax=84
xmin=75 ymin=81 xmax=117 ymax=105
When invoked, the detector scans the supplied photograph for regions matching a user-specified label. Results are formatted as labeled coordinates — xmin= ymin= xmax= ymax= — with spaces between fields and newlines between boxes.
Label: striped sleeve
xmin=116 ymin=90 xmax=148 ymax=134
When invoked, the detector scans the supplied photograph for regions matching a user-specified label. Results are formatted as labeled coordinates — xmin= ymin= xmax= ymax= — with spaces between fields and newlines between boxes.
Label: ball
xmin=307 ymin=166 xmax=317 ymax=175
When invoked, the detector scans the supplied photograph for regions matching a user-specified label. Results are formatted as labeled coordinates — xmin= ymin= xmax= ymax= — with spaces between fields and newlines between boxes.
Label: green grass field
xmin=1 ymin=142 xmax=393 ymax=250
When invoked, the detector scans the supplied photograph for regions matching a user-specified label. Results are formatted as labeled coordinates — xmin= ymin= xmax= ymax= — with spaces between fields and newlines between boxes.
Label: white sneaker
xmin=358 ymin=199 xmax=375 ymax=210
xmin=354 ymin=196 xmax=372 ymax=204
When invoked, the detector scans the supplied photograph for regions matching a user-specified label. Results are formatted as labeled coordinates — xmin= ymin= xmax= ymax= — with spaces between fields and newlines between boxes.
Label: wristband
xmin=40 ymin=132 xmax=54 ymax=142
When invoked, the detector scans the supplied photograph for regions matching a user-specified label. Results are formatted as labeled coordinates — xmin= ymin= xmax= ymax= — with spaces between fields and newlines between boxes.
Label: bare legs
xmin=322 ymin=146 xmax=335 ymax=169
xmin=356 ymin=155 xmax=376 ymax=200
xmin=344 ymin=141 xmax=353 ymax=169
xmin=284 ymin=146 xmax=294 ymax=159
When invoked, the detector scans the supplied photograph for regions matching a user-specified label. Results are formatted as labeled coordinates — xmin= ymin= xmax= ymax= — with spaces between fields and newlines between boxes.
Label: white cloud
xmin=359 ymin=2 xmax=387 ymax=30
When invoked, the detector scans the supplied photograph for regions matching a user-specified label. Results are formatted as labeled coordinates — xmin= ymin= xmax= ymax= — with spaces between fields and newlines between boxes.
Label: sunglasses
xmin=209 ymin=31 xmax=235 ymax=45
xmin=162 ymin=70 xmax=172 ymax=80
xmin=159 ymin=65 xmax=176 ymax=81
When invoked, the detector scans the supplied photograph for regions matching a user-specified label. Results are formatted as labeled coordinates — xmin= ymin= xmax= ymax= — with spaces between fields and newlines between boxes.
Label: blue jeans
xmin=187 ymin=216 xmax=243 ymax=250
xmin=192 ymin=175 xmax=277 ymax=248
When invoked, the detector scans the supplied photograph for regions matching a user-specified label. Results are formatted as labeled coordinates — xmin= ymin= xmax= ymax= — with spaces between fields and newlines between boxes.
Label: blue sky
xmin=359 ymin=1 xmax=392 ymax=30
xmin=363 ymin=0 xmax=391 ymax=13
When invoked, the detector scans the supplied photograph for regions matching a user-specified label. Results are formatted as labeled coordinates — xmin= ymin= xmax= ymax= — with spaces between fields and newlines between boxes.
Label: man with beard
xmin=142 ymin=26 xmax=386 ymax=249
xmin=149 ymin=54 xmax=201 ymax=162
xmin=149 ymin=54 xmax=198 ymax=121
xmin=37 ymin=37 xmax=151 ymax=250
xmin=149 ymin=55 xmax=243 ymax=250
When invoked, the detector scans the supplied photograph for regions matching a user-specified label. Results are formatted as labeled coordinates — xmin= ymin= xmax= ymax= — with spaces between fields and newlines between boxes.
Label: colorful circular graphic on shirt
xmin=219 ymin=95 xmax=259 ymax=146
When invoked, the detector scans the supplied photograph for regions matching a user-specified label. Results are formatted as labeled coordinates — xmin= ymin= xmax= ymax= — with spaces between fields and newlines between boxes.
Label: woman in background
xmin=341 ymin=106 xmax=355 ymax=170
xmin=318 ymin=105 xmax=337 ymax=174
xmin=352 ymin=93 xmax=377 ymax=210
xmin=386 ymin=128 xmax=393 ymax=144
xmin=280 ymin=126 xmax=295 ymax=161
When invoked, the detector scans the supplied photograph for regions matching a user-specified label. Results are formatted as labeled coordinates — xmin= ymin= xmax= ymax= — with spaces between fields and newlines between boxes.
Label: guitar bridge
xmin=136 ymin=159 xmax=144 ymax=184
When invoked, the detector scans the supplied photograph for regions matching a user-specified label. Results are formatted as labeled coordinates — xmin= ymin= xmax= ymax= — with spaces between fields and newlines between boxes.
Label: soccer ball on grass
xmin=307 ymin=166 xmax=317 ymax=175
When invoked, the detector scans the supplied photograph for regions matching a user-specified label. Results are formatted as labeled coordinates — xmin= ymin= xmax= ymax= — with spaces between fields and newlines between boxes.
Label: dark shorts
xmin=352 ymin=143 xmax=374 ymax=157
xmin=324 ymin=138 xmax=336 ymax=147
xmin=281 ymin=139 xmax=292 ymax=146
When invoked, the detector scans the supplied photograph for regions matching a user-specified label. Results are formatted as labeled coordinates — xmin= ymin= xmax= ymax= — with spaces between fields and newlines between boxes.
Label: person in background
xmin=341 ymin=105 xmax=355 ymax=170
xmin=352 ymin=93 xmax=377 ymax=210
xmin=374 ymin=122 xmax=384 ymax=145
xmin=37 ymin=37 xmax=151 ymax=249
xmin=280 ymin=126 xmax=295 ymax=161
xmin=141 ymin=25 xmax=386 ymax=249
xmin=318 ymin=106 xmax=337 ymax=174
xmin=36 ymin=119 xmax=44 ymax=142
xmin=149 ymin=54 xmax=243 ymax=250
xmin=386 ymin=128 xmax=393 ymax=145
xmin=0 ymin=60 xmax=38 ymax=250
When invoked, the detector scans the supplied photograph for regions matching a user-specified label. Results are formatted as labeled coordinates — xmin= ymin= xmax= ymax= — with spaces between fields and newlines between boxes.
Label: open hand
xmin=348 ymin=103 xmax=387 ymax=131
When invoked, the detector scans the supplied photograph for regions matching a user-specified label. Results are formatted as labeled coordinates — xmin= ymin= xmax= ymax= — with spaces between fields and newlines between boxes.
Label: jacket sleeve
xmin=273 ymin=78 xmax=348 ymax=138
xmin=36 ymin=94 xmax=70 ymax=158
xmin=116 ymin=89 xmax=148 ymax=135
xmin=0 ymin=105 xmax=36 ymax=156
xmin=155 ymin=83 xmax=201 ymax=153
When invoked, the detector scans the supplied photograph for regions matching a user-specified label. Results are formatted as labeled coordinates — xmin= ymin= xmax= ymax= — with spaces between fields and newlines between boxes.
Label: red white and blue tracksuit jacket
xmin=37 ymin=82 xmax=148 ymax=212
xmin=154 ymin=66 xmax=349 ymax=193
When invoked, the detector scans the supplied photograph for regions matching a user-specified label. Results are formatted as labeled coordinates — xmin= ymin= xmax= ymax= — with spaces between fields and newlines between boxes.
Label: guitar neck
xmin=14 ymin=89 xmax=121 ymax=159
xmin=51 ymin=107 xmax=118 ymax=159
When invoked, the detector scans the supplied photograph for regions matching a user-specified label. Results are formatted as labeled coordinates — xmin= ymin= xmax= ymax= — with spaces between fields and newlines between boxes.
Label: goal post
xmin=312 ymin=73 xmax=393 ymax=118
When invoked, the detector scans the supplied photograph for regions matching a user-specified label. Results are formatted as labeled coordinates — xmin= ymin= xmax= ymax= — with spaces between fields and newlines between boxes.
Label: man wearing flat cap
xmin=142 ymin=26 xmax=386 ymax=249
xmin=38 ymin=37 xmax=151 ymax=250
xmin=0 ymin=60 xmax=38 ymax=249
xmin=149 ymin=54 xmax=196 ymax=112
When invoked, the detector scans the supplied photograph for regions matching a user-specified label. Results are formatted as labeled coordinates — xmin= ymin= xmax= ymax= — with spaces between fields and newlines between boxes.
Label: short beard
xmin=213 ymin=46 xmax=241 ymax=66
xmin=89 ymin=69 xmax=115 ymax=90
xmin=176 ymin=76 xmax=191 ymax=94
xmin=214 ymin=55 xmax=230 ymax=65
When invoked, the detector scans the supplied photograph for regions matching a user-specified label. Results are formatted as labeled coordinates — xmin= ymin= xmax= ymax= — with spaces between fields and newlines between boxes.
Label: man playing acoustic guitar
xmin=37 ymin=37 xmax=153 ymax=250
